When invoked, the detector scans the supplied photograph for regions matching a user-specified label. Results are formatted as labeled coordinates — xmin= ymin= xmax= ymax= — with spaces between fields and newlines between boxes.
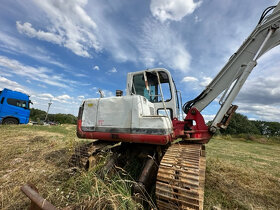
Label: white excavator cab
xmin=79 ymin=68 xmax=182 ymax=145
xmin=126 ymin=68 xmax=180 ymax=120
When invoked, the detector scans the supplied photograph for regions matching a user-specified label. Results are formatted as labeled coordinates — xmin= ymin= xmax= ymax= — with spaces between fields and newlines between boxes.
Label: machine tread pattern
xmin=68 ymin=140 xmax=114 ymax=169
xmin=156 ymin=143 xmax=206 ymax=210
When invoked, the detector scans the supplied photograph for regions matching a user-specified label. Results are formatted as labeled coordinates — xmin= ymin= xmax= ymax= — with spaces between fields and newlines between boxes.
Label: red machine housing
xmin=77 ymin=106 xmax=212 ymax=145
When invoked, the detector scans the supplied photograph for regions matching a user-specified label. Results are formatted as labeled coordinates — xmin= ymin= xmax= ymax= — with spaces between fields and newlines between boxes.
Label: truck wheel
xmin=2 ymin=118 xmax=18 ymax=125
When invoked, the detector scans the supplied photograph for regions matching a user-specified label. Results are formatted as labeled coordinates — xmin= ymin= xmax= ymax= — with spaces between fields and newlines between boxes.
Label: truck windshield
xmin=132 ymin=71 xmax=171 ymax=103
xmin=7 ymin=98 xmax=29 ymax=109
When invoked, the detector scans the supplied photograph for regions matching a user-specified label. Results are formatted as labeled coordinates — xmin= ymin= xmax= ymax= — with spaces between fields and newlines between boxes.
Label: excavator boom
xmin=184 ymin=2 xmax=280 ymax=130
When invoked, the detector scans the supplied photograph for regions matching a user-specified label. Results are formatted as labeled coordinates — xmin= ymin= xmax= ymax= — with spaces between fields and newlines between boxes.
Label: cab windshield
xmin=131 ymin=71 xmax=171 ymax=103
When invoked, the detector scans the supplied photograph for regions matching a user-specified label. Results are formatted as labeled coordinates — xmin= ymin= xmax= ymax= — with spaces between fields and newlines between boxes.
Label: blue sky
xmin=1 ymin=0 xmax=280 ymax=122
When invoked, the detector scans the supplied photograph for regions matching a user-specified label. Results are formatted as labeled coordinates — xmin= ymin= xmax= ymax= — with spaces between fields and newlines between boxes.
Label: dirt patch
xmin=29 ymin=136 xmax=49 ymax=144
xmin=44 ymin=148 xmax=69 ymax=167
xmin=248 ymin=135 xmax=269 ymax=143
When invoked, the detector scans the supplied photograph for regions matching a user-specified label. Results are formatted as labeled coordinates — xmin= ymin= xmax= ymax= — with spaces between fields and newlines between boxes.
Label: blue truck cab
xmin=0 ymin=88 xmax=31 ymax=124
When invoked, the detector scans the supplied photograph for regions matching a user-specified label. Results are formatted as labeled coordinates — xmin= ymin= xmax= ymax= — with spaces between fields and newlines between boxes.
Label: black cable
xmin=258 ymin=5 xmax=276 ymax=24
xmin=182 ymin=91 xmax=206 ymax=114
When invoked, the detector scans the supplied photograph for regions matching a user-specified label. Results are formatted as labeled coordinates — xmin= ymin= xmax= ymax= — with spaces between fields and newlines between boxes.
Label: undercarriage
xmin=68 ymin=140 xmax=206 ymax=210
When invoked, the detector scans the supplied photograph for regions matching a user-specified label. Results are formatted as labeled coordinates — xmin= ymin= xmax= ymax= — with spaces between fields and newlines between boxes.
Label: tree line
xmin=217 ymin=113 xmax=280 ymax=136
xmin=30 ymin=108 xmax=77 ymax=124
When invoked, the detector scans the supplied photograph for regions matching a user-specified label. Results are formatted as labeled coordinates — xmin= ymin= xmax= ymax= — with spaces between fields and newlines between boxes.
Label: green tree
xmin=30 ymin=108 xmax=77 ymax=124
xmin=252 ymin=120 xmax=280 ymax=136
xmin=30 ymin=108 xmax=46 ymax=121
xmin=220 ymin=113 xmax=261 ymax=135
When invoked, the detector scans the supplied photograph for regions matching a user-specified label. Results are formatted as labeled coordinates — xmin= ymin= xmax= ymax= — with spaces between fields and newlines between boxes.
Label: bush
xmin=30 ymin=108 xmax=77 ymax=124
xmin=220 ymin=113 xmax=260 ymax=135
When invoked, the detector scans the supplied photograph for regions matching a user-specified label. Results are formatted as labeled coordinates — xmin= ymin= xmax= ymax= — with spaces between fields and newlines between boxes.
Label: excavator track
xmin=156 ymin=143 xmax=206 ymax=210
xmin=68 ymin=140 xmax=116 ymax=169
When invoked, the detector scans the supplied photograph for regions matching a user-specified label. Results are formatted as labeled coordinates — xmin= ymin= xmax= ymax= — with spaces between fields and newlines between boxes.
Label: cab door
xmin=4 ymin=98 xmax=30 ymax=124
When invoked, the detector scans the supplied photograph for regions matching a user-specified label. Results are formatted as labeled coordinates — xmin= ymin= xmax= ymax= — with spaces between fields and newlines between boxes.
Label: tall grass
xmin=63 ymin=168 xmax=144 ymax=209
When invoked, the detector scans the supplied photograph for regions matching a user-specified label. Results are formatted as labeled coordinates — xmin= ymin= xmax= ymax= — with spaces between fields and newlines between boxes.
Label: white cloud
xmin=0 ymin=72 xmax=13 ymax=78
xmin=248 ymin=117 xmax=257 ymax=121
xmin=16 ymin=0 xmax=100 ymax=57
xmin=235 ymin=75 xmax=280 ymax=106
xmin=56 ymin=94 xmax=72 ymax=100
xmin=0 ymin=76 xmax=30 ymax=95
xmin=0 ymin=56 xmax=69 ymax=88
xmin=36 ymin=93 xmax=54 ymax=100
xmin=17 ymin=0 xmax=192 ymax=72
xmin=139 ymin=19 xmax=191 ymax=72
xmin=31 ymin=93 xmax=79 ymax=115
xmin=16 ymin=22 xmax=63 ymax=44
xmin=37 ymin=84 xmax=47 ymax=88
xmin=202 ymin=114 xmax=215 ymax=123
xmin=194 ymin=15 xmax=202 ymax=23
xmin=102 ymin=89 xmax=114 ymax=97
xmin=237 ymin=103 xmax=280 ymax=122
xmin=0 ymin=76 xmax=19 ymax=87
xmin=108 ymin=67 xmax=117 ymax=73
xmin=93 ymin=65 xmax=100 ymax=71
xmin=0 ymin=31 xmax=66 ymax=68
xmin=143 ymin=57 xmax=155 ymax=66
xmin=78 ymin=95 xmax=85 ymax=101
xmin=35 ymin=93 xmax=73 ymax=103
xmin=57 ymin=1 xmax=193 ymax=72
xmin=182 ymin=76 xmax=198 ymax=82
xmin=73 ymin=73 xmax=87 ymax=77
xmin=150 ymin=0 xmax=202 ymax=22
xmin=200 ymin=76 xmax=212 ymax=87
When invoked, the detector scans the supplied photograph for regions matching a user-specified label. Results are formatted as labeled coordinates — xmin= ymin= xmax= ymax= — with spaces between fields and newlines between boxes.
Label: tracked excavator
xmin=21 ymin=2 xmax=280 ymax=210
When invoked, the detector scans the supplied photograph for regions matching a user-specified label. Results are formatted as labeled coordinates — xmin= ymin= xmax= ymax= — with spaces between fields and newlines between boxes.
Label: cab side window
xmin=7 ymin=98 xmax=28 ymax=108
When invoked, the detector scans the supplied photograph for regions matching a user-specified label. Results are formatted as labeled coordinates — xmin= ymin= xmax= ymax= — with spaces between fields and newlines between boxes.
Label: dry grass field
xmin=205 ymin=135 xmax=280 ymax=209
xmin=0 ymin=125 xmax=279 ymax=209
